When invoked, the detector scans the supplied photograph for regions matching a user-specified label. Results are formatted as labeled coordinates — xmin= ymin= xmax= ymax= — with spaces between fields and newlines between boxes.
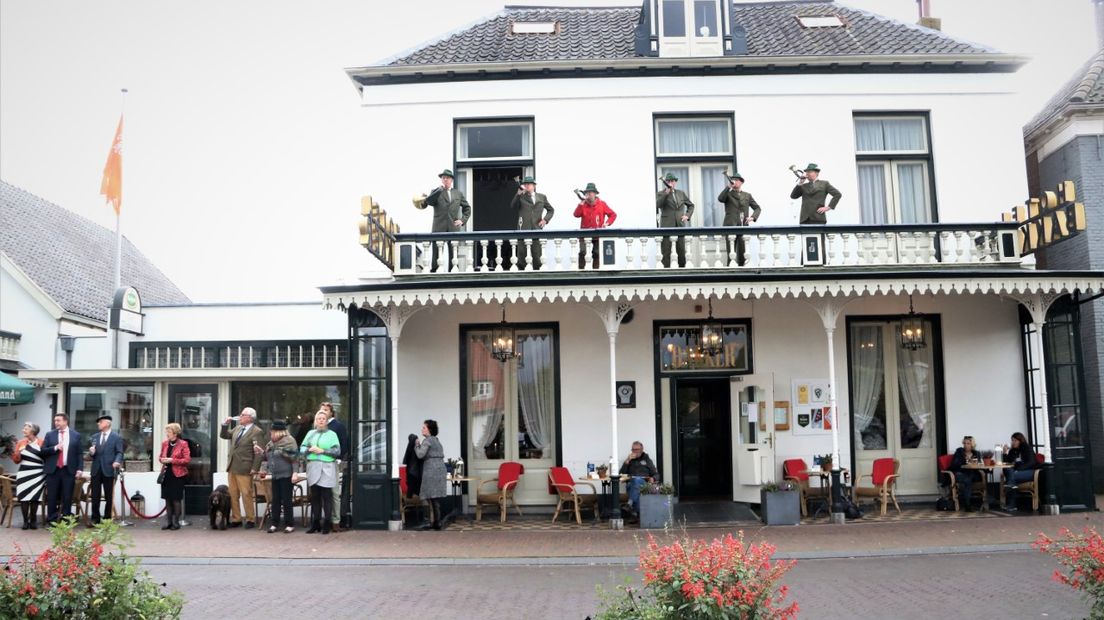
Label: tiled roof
xmin=1024 ymin=47 xmax=1104 ymax=139
xmin=384 ymin=1 xmax=995 ymax=68
xmin=0 ymin=180 xmax=190 ymax=324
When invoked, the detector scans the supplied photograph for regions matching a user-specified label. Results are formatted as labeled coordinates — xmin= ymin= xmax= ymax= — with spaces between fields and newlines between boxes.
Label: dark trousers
xmin=20 ymin=501 xmax=40 ymax=526
xmin=660 ymin=236 xmax=686 ymax=268
xmin=954 ymin=471 xmax=981 ymax=509
xmin=430 ymin=242 xmax=454 ymax=273
xmin=45 ymin=471 xmax=75 ymax=522
xmin=90 ymin=471 xmax=114 ymax=522
xmin=578 ymin=237 xmax=600 ymax=269
xmin=727 ymin=233 xmax=747 ymax=266
xmin=270 ymin=477 xmax=294 ymax=527
xmin=309 ymin=485 xmax=333 ymax=527
xmin=516 ymin=239 xmax=543 ymax=270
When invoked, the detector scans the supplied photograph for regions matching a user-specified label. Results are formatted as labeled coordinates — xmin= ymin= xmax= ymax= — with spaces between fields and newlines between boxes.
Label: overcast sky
xmin=1 ymin=0 xmax=1099 ymax=302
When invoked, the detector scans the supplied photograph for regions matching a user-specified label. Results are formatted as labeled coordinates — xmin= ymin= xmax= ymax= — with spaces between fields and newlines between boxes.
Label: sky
xmin=0 ymin=0 xmax=1100 ymax=303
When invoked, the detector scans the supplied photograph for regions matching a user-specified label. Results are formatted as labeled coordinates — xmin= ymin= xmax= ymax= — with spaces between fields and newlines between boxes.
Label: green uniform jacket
xmin=789 ymin=179 xmax=842 ymax=224
xmin=656 ymin=189 xmax=695 ymax=227
xmin=511 ymin=192 xmax=554 ymax=230
xmin=717 ymin=188 xmax=761 ymax=226
xmin=424 ymin=186 xmax=471 ymax=232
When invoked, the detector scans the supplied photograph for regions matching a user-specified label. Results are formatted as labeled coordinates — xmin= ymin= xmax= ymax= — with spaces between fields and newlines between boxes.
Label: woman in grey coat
xmin=414 ymin=419 xmax=447 ymax=530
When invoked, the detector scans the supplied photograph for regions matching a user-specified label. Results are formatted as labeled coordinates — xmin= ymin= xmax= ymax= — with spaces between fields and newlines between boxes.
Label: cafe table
xmin=802 ymin=469 xmax=850 ymax=518
xmin=576 ymin=475 xmax=629 ymax=520
xmin=962 ymin=461 xmax=1006 ymax=510
xmin=445 ymin=474 xmax=477 ymax=524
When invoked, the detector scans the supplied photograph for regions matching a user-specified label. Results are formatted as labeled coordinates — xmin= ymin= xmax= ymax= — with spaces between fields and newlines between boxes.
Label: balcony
xmin=392 ymin=223 xmax=1021 ymax=276
xmin=0 ymin=330 xmax=20 ymax=362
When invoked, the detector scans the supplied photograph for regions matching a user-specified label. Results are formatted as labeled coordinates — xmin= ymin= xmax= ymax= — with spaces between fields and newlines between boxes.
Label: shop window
xmin=658 ymin=322 xmax=751 ymax=374
xmin=854 ymin=114 xmax=936 ymax=224
xmin=69 ymin=385 xmax=155 ymax=472
xmin=232 ymin=383 xmax=348 ymax=448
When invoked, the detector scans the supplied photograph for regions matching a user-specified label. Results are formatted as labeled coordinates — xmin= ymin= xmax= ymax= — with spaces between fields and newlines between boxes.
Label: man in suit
xmin=656 ymin=172 xmax=694 ymax=268
xmin=789 ymin=163 xmax=841 ymax=224
xmin=322 ymin=402 xmax=349 ymax=530
xmin=87 ymin=414 xmax=124 ymax=525
xmin=717 ymin=172 xmax=761 ymax=266
xmin=423 ymin=168 xmax=471 ymax=272
xmin=39 ymin=412 xmax=82 ymax=524
xmin=510 ymin=176 xmax=554 ymax=270
xmin=220 ymin=407 xmax=265 ymax=528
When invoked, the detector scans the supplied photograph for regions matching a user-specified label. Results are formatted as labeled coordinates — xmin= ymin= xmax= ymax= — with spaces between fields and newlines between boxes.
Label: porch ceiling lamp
xmin=491 ymin=305 xmax=519 ymax=363
xmin=900 ymin=294 xmax=927 ymax=351
xmin=700 ymin=296 xmax=724 ymax=357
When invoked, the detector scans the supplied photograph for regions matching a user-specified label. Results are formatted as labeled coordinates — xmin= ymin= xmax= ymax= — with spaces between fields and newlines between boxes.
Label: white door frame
xmin=730 ymin=372 xmax=775 ymax=503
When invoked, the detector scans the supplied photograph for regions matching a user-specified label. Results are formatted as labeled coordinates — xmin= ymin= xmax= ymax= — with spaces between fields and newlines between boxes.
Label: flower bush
xmin=1035 ymin=527 xmax=1104 ymax=619
xmin=595 ymin=532 xmax=798 ymax=619
xmin=0 ymin=518 xmax=183 ymax=619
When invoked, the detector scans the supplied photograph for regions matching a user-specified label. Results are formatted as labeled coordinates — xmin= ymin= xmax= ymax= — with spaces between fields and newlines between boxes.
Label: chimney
xmin=1095 ymin=0 xmax=1104 ymax=50
xmin=917 ymin=0 xmax=942 ymax=31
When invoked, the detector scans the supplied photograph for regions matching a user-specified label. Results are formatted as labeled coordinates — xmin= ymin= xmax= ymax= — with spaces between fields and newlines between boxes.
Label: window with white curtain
xmin=656 ymin=115 xmax=735 ymax=227
xmin=456 ymin=121 xmax=533 ymax=162
xmin=656 ymin=118 xmax=731 ymax=157
xmin=853 ymin=115 xmax=935 ymax=224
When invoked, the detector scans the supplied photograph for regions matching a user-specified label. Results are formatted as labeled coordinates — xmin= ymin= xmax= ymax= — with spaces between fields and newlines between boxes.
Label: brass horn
xmin=412 ymin=192 xmax=428 ymax=210
xmin=788 ymin=165 xmax=807 ymax=181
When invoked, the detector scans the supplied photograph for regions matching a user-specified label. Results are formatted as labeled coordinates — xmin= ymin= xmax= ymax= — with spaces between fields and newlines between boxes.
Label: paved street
xmin=143 ymin=550 xmax=1086 ymax=619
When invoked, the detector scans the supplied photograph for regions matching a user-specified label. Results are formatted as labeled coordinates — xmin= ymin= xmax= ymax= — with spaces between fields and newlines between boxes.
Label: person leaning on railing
xmin=573 ymin=182 xmax=616 ymax=269
xmin=300 ymin=411 xmax=340 ymax=534
xmin=656 ymin=173 xmax=694 ymax=268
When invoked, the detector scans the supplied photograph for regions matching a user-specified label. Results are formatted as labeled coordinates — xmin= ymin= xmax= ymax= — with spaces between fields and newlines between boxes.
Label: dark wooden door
xmin=676 ymin=379 xmax=733 ymax=499
xmin=472 ymin=167 xmax=522 ymax=268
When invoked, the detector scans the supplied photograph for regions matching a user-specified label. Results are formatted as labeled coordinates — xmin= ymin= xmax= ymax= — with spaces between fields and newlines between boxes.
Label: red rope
xmin=118 ymin=476 xmax=167 ymax=519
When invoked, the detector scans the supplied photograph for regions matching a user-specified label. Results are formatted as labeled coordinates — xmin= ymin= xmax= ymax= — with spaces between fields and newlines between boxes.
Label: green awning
xmin=0 ymin=372 xmax=34 ymax=405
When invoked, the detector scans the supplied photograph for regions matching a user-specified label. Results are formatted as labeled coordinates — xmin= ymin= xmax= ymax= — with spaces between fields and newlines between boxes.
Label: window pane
xmin=457 ymin=124 xmax=531 ymax=160
xmin=857 ymin=164 xmax=888 ymax=225
xmin=662 ymin=0 xmax=686 ymax=36
xmin=699 ymin=165 xmax=727 ymax=227
xmin=356 ymin=420 xmax=388 ymax=473
xmin=233 ymin=383 xmax=348 ymax=446
xmin=71 ymin=385 xmax=155 ymax=471
xmin=468 ymin=332 xmax=505 ymax=460
xmin=897 ymin=323 xmax=934 ymax=450
xmin=517 ymin=331 xmax=555 ymax=460
xmin=659 ymin=324 xmax=749 ymax=373
xmin=1053 ymin=407 xmax=1082 ymax=448
xmin=895 ymin=163 xmax=930 ymax=224
xmin=657 ymin=120 xmax=730 ymax=155
xmin=694 ymin=0 xmax=717 ymax=37
xmin=855 ymin=118 xmax=926 ymax=152
xmin=357 ymin=337 xmax=388 ymax=378
xmin=849 ymin=326 xmax=886 ymax=451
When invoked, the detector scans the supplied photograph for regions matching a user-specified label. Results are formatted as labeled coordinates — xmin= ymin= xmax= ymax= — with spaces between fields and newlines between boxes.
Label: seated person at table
xmin=950 ymin=435 xmax=984 ymax=511
xmin=1001 ymin=432 xmax=1039 ymax=512
xmin=619 ymin=441 xmax=658 ymax=518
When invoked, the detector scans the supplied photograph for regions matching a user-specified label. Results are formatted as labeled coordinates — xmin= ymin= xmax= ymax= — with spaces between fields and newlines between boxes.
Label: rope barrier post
xmin=118 ymin=471 xmax=134 ymax=527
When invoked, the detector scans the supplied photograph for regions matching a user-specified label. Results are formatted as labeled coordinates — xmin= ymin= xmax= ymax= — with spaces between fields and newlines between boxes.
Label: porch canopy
xmin=0 ymin=371 xmax=34 ymax=405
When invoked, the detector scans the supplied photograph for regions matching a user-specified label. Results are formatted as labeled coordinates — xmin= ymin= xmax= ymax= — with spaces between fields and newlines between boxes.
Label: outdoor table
xmin=803 ymin=469 xmax=850 ymax=518
xmin=577 ymin=475 xmax=628 ymax=520
xmin=445 ymin=475 xmax=476 ymax=524
xmin=962 ymin=461 xmax=1006 ymax=510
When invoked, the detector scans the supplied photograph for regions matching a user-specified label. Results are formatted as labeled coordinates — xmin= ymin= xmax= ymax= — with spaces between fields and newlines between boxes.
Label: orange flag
xmin=100 ymin=115 xmax=123 ymax=215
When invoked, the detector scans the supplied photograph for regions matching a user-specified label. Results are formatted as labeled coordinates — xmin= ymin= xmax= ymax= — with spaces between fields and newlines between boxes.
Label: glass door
xmin=168 ymin=384 xmax=218 ymax=515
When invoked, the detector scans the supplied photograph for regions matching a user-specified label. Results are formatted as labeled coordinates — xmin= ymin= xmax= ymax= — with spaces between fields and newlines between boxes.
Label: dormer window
xmin=510 ymin=21 xmax=559 ymax=35
xmin=796 ymin=15 xmax=845 ymax=28
xmin=659 ymin=0 xmax=723 ymax=58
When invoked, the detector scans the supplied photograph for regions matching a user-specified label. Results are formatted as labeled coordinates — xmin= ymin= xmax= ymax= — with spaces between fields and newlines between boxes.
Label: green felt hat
xmin=663 ymin=172 xmax=679 ymax=182
xmin=730 ymin=172 xmax=745 ymax=182
xmin=521 ymin=176 xmax=537 ymax=184
xmin=583 ymin=182 xmax=599 ymax=194
xmin=804 ymin=163 xmax=820 ymax=172
xmin=438 ymin=169 xmax=455 ymax=178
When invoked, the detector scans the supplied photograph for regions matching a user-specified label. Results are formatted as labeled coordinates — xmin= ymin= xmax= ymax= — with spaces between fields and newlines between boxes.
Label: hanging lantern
xmin=491 ymin=305 xmax=519 ymax=362
xmin=900 ymin=294 xmax=927 ymax=351
xmin=700 ymin=296 xmax=725 ymax=357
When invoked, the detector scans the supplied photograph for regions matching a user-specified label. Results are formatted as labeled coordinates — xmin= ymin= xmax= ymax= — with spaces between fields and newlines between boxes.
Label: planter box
xmin=760 ymin=489 xmax=801 ymax=526
xmin=639 ymin=493 xmax=675 ymax=529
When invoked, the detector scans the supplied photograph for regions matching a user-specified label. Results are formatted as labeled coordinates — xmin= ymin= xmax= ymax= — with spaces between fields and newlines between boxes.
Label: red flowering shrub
xmin=0 ymin=518 xmax=183 ymax=619
xmin=596 ymin=532 xmax=799 ymax=619
xmin=1035 ymin=527 xmax=1104 ymax=619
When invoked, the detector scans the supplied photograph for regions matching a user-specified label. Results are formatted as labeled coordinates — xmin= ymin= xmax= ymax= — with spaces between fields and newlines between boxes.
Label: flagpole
xmin=110 ymin=88 xmax=127 ymax=369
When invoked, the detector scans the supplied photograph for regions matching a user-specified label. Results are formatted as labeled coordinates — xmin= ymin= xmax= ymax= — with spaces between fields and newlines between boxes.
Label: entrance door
xmin=675 ymin=379 xmax=732 ymax=498
xmin=168 ymin=384 xmax=218 ymax=515
xmin=472 ymin=166 xmax=525 ymax=268
xmin=730 ymin=373 xmax=775 ymax=503
xmin=849 ymin=321 xmax=938 ymax=495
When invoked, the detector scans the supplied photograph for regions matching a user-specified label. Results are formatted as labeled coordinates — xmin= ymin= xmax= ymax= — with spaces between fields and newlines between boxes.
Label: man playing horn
xmin=423 ymin=169 xmax=471 ymax=271
xmin=789 ymin=163 xmax=841 ymax=225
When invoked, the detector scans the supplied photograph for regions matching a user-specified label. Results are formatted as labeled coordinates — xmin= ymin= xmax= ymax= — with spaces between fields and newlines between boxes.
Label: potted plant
xmin=638 ymin=481 xmax=675 ymax=529
xmin=760 ymin=480 xmax=801 ymax=526
xmin=817 ymin=453 xmax=833 ymax=472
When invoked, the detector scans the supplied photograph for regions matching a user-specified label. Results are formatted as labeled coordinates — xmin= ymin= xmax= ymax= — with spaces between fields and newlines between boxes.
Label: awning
xmin=0 ymin=372 xmax=35 ymax=405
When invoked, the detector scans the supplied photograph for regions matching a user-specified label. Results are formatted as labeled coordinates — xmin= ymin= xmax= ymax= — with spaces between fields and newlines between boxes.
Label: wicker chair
xmin=782 ymin=459 xmax=828 ymax=518
xmin=475 ymin=462 xmax=524 ymax=522
xmin=399 ymin=465 xmax=426 ymax=525
xmin=548 ymin=467 xmax=598 ymax=525
xmin=0 ymin=476 xmax=20 ymax=528
xmin=853 ymin=458 xmax=901 ymax=516
xmin=1000 ymin=453 xmax=1045 ymax=512
xmin=937 ymin=454 xmax=986 ymax=511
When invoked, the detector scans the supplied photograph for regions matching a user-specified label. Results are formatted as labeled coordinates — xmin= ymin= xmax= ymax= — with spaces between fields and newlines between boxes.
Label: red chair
xmin=548 ymin=467 xmax=598 ymax=525
xmin=475 ymin=462 xmax=525 ymax=522
xmin=938 ymin=454 xmax=985 ymax=511
xmin=1000 ymin=453 xmax=1045 ymax=512
xmin=398 ymin=465 xmax=426 ymax=526
xmin=783 ymin=458 xmax=826 ymax=518
xmin=854 ymin=458 xmax=900 ymax=516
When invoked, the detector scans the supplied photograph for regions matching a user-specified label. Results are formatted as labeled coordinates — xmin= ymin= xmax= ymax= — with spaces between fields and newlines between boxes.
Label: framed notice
xmin=791 ymin=379 xmax=831 ymax=435
xmin=758 ymin=401 xmax=791 ymax=432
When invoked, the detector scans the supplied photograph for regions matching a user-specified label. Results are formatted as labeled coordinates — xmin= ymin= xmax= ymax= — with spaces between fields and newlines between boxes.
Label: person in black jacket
xmin=401 ymin=433 xmax=424 ymax=528
xmin=619 ymin=441 xmax=658 ymax=519
xmin=1002 ymin=432 xmax=1039 ymax=512
xmin=949 ymin=435 xmax=983 ymax=511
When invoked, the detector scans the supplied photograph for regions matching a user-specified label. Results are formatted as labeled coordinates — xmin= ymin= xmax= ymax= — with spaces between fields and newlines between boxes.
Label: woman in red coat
xmin=158 ymin=423 xmax=191 ymax=530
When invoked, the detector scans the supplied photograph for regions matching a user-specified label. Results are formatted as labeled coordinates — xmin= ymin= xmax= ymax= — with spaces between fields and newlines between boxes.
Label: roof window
xmin=510 ymin=21 xmax=559 ymax=35
xmin=796 ymin=15 xmax=845 ymax=28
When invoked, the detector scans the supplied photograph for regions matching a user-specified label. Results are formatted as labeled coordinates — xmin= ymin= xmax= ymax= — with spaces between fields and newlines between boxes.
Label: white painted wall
xmin=355 ymin=71 xmax=1026 ymax=234
xmin=1 ymin=263 xmax=61 ymax=370
xmin=136 ymin=303 xmax=346 ymax=342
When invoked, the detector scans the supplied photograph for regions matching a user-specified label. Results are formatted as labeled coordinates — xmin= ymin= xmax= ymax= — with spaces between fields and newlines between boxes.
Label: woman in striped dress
xmin=12 ymin=422 xmax=45 ymax=530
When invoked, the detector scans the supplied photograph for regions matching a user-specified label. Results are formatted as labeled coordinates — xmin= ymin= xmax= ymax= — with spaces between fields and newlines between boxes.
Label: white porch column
xmin=807 ymin=295 xmax=855 ymax=524
xmin=371 ymin=303 xmax=423 ymax=478
xmin=591 ymin=301 xmax=634 ymax=530
xmin=1013 ymin=293 xmax=1063 ymax=461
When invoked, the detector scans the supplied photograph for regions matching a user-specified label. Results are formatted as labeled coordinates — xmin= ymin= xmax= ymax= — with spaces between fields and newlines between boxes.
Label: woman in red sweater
xmin=573 ymin=183 xmax=617 ymax=269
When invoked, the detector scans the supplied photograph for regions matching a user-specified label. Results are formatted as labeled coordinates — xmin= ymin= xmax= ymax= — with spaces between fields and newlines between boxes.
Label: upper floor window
xmin=854 ymin=114 xmax=936 ymax=224
xmin=655 ymin=114 xmax=734 ymax=228
xmin=659 ymin=0 xmax=723 ymax=57
xmin=456 ymin=121 xmax=533 ymax=162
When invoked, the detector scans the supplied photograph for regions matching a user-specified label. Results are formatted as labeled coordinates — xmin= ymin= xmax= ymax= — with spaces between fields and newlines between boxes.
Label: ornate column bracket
xmin=1004 ymin=292 xmax=1063 ymax=325
xmin=803 ymin=295 xmax=858 ymax=331
xmin=586 ymin=301 xmax=635 ymax=336
xmin=368 ymin=303 xmax=425 ymax=340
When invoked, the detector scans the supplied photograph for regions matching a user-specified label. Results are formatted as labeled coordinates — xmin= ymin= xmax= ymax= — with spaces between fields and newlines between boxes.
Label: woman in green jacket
xmin=300 ymin=411 xmax=340 ymax=534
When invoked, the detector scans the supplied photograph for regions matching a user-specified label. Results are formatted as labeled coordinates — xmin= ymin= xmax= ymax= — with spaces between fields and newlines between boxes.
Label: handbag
xmin=156 ymin=465 xmax=167 ymax=485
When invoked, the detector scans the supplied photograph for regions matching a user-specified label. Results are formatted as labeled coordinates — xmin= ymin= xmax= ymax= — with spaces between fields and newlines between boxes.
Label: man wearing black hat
xmin=87 ymin=414 xmax=124 ymax=525
xmin=717 ymin=172 xmax=760 ymax=266
xmin=656 ymin=172 xmax=694 ymax=268
xmin=511 ymin=176 xmax=554 ymax=270
xmin=424 ymin=169 xmax=471 ymax=271
xmin=789 ymin=163 xmax=841 ymax=225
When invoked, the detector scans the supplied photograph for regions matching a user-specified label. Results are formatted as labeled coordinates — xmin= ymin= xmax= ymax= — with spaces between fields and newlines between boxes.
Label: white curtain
xmin=517 ymin=334 xmax=553 ymax=451
xmin=851 ymin=325 xmax=885 ymax=450
xmin=896 ymin=163 xmax=929 ymax=224
xmin=657 ymin=120 xmax=730 ymax=155
xmin=693 ymin=0 xmax=718 ymax=37
xmin=855 ymin=118 xmax=925 ymax=152
xmin=469 ymin=334 xmax=505 ymax=452
xmin=896 ymin=327 xmax=934 ymax=449
xmin=699 ymin=166 xmax=727 ymax=227
xmin=857 ymin=164 xmax=888 ymax=225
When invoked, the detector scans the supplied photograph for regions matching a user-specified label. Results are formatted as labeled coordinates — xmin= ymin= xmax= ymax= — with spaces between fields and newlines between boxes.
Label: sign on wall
xmin=615 ymin=381 xmax=636 ymax=408
xmin=791 ymin=379 xmax=831 ymax=435
xmin=109 ymin=286 xmax=143 ymax=335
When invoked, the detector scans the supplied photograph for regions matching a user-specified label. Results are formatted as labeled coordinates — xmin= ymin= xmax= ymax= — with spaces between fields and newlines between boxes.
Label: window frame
xmin=657 ymin=0 xmax=724 ymax=57
xmin=453 ymin=117 xmax=536 ymax=165
xmin=654 ymin=112 xmax=737 ymax=228
xmin=853 ymin=111 xmax=939 ymax=223
xmin=66 ymin=383 xmax=156 ymax=470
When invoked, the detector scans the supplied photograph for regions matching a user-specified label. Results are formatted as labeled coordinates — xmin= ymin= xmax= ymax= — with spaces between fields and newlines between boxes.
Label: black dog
xmin=209 ymin=485 xmax=232 ymax=530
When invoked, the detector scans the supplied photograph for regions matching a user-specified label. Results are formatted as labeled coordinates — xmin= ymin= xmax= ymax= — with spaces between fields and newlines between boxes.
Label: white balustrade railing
xmin=0 ymin=333 xmax=19 ymax=361
xmin=393 ymin=224 xmax=1022 ymax=275
xmin=132 ymin=343 xmax=347 ymax=370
